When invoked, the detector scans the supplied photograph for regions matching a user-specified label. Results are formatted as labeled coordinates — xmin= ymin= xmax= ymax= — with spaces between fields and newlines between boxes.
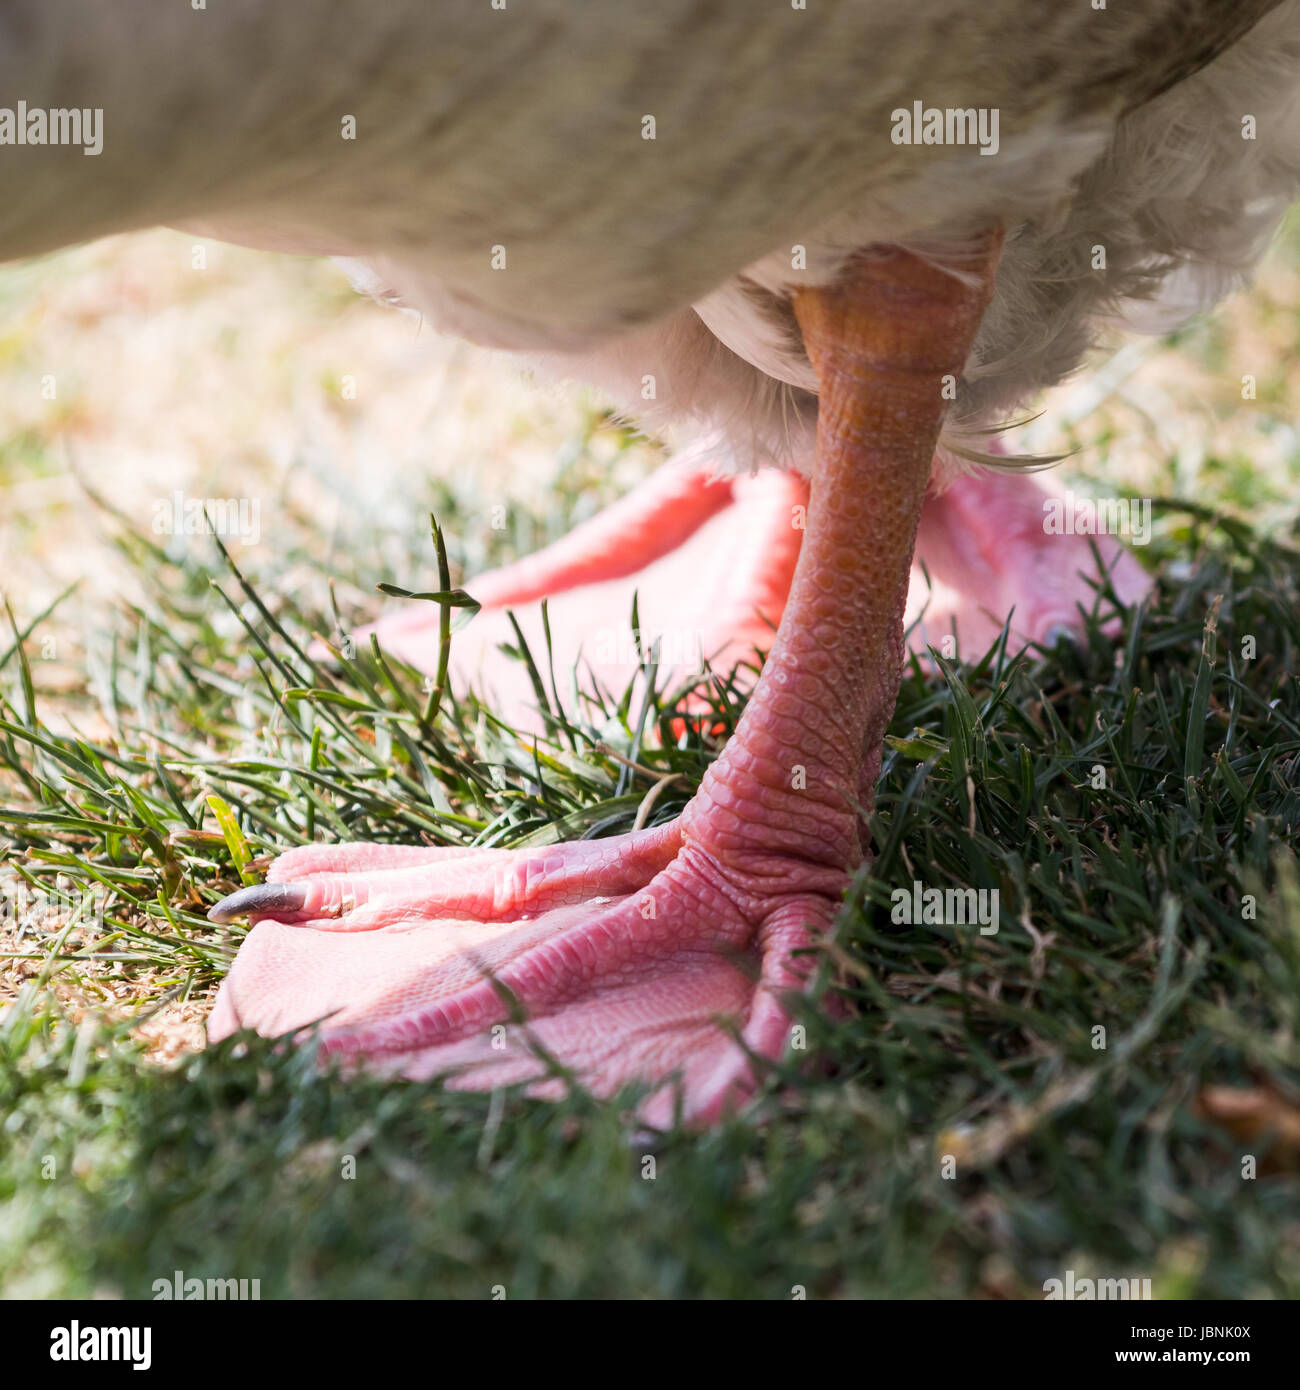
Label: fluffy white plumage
xmin=3 ymin=1 xmax=1298 ymax=482
xmin=527 ymin=0 xmax=1300 ymax=478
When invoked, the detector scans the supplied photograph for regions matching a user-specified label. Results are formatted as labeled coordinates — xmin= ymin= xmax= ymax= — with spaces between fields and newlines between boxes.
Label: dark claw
xmin=207 ymin=882 xmax=309 ymax=924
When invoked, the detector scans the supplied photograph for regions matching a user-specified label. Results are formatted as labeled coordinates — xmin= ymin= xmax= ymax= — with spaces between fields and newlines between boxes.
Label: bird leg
xmin=208 ymin=235 xmax=1003 ymax=1128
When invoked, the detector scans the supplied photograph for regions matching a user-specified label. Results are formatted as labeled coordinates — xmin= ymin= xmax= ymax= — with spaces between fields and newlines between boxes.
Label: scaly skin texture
xmin=209 ymin=239 xmax=1003 ymax=1128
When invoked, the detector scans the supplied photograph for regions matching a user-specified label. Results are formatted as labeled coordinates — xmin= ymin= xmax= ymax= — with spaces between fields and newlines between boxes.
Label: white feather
xmin=2 ymin=0 xmax=1297 ymax=488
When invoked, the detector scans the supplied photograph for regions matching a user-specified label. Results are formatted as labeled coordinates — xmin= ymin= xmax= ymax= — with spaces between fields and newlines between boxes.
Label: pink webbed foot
xmin=357 ymin=442 xmax=805 ymax=726
xmin=355 ymin=457 xmax=1149 ymax=729
xmin=907 ymin=467 xmax=1153 ymax=658
xmin=210 ymin=240 xmax=1010 ymax=1131
xmin=208 ymin=823 xmax=837 ymax=1130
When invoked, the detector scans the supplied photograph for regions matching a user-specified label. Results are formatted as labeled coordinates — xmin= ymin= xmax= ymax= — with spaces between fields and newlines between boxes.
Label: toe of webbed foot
xmin=207 ymin=826 xmax=839 ymax=1129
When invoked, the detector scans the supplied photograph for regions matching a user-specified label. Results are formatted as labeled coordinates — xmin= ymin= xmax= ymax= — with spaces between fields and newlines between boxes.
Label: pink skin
xmin=360 ymin=456 xmax=1150 ymax=728
xmin=370 ymin=450 xmax=806 ymax=724
xmin=207 ymin=822 xmax=822 ymax=1130
xmin=907 ymin=467 xmax=1151 ymax=656
xmin=210 ymin=237 xmax=1134 ymax=1127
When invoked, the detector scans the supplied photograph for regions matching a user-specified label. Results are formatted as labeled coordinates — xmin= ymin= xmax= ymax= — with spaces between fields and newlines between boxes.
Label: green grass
xmin=2 ymin=413 xmax=1300 ymax=1299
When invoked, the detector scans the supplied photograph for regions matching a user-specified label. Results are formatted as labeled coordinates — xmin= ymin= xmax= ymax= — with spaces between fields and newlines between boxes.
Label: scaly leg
xmin=209 ymin=235 xmax=1003 ymax=1128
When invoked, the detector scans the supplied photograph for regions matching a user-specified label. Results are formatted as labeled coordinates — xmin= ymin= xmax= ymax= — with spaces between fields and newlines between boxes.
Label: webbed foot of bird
xmin=209 ymin=237 xmax=1024 ymax=1130
xmin=906 ymin=467 xmax=1152 ymax=659
xmin=353 ymin=442 xmax=805 ymax=728
xmin=207 ymin=819 xmax=838 ymax=1130
xmin=352 ymin=449 xmax=1150 ymax=730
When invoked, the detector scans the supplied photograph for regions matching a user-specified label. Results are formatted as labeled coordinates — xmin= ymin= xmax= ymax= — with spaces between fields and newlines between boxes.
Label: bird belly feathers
xmin=5 ymin=0 xmax=1298 ymax=476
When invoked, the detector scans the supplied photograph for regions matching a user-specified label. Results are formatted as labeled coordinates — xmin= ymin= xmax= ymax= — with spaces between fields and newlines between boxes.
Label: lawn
xmin=1 ymin=225 xmax=1299 ymax=1299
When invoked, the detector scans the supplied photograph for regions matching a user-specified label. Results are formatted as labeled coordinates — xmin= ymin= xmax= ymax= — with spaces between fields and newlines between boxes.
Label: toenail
xmin=207 ymin=882 xmax=309 ymax=923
